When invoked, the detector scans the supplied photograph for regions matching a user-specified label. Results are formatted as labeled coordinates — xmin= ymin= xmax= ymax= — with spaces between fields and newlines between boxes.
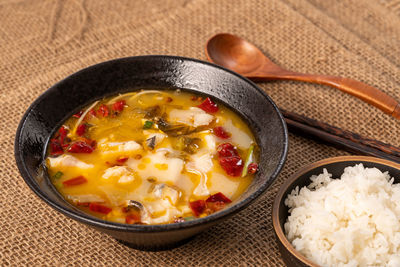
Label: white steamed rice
xmin=284 ymin=164 xmax=400 ymax=267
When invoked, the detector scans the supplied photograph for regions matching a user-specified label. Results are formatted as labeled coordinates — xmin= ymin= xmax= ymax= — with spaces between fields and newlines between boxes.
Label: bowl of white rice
xmin=272 ymin=156 xmax=400 ymax=267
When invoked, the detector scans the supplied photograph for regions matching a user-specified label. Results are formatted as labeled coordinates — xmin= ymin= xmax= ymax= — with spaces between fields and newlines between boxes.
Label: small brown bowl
xmin=272 ymin=156 xmax=400 ymax=266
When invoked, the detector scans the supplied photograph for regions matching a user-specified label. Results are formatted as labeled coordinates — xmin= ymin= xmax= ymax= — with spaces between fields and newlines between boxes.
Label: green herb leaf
xmin=53 ymin=171 xmax=63 ymax=179
xmin=156 ymin=118 xmax=196 ymax=136
xmin=241 ymin=144 xmax=255 ymax=177
xmin=144 ymin=106 xmax=161 ymax=119
xmin=143 ymin=120 xmax=154 ymax=129
xmin=172 ymin=136 xmax=201 ymax=154
xmin=184 ymin=216 xmax=195 ymax=221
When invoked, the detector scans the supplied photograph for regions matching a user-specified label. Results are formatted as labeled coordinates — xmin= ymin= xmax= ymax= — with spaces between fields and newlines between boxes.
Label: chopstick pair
xmin=281 ymin=109 xmax=400 ymax=164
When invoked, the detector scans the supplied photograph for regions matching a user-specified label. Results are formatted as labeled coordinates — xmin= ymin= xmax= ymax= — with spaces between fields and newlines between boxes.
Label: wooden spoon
xmin=206 ymin=33 xmax=400 ymax=120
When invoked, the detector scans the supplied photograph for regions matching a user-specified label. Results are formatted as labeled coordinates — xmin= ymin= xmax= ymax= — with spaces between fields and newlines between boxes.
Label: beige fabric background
xmin=1 ymin=0 xmax=399 ymax=265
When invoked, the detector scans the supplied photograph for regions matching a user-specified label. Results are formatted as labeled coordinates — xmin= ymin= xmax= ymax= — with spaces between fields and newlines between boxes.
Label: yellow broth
xmin=46 ymin=90 xmax=259 ymax=224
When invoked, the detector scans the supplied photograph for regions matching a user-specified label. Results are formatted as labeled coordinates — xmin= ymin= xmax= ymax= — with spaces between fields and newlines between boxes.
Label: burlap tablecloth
xmin=1 ymin=0 xmax=399 ymax=265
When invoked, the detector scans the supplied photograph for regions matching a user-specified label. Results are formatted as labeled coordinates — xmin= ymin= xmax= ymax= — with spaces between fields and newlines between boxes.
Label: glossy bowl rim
xmin=15 ymin=55 xmax=288 ymax=233
xmin=272 ymin=155 xmax=400 ymax=266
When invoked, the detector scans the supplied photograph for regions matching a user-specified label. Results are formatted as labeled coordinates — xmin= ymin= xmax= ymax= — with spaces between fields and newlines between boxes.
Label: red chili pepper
xmin=217 ymin=143 xmax=244 ymax=176
xmin=89 ymin=109 xmax=97 ymax=117
xmin=189 ymin=200 xmax=206 ymax=217
xmin=50 ymin=139 xmax=64 ymax=155
xmin=219 ymin=156 xmax=244 ymax=177
xmin=89 ymin=203 xmax=112 ymax=214
xmin=198 ymin=97 xmax=219 ymax=113
xmin=248 ymin=163 xmax=259 ymax=174
xmin=76 ymin=124 xmax=87 ymax=136
xmin=213 ymin=126 xmax=231 ymax=139
xmin=125 ymin=213 xmax=141 ymax=224
xmin=61 ymin=143 xmax=70 ymax=149
xmin=62 ymin=176 xmax=88 ymax=187
xmin=206 ymin=201 xmax=226 ymax=212
xmin=116 ymin=156 xmax=129 ymax=163
xmin=67 ymin=141 xmax=94 ymax=153
xmin=58 ymin=126 xmax=68 ymax=145
xmin=97 ymin=104 xmax=109 ymax=117
xmin=206 ymin=192 xmax=232 ymax=203
xmin=73 ymin=110 xmax=83 ymax=118
xmin=217 ymin=143 xmax=238 ymax=158
xmin=112 ymin=100 xmax=126 ymax=112
xmin=49 ymin=126 xmax=70 ymax=155
xmin=79 ymin=137 xmax=96 ymax=148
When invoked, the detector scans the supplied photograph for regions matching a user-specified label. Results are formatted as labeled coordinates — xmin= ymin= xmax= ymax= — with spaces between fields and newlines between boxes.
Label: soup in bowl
xmin=15 ymin=56 xmax=288 ymax=249
xmin=46 ymin=90 xmax=259 ymax=225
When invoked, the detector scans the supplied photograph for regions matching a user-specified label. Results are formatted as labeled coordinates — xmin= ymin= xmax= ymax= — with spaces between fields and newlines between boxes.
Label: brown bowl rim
xmin=272 ymin=155 xmax=400 ymax=266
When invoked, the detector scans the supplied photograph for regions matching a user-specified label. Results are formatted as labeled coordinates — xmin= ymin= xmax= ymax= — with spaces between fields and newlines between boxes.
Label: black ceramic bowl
xmin=15 ymin=55 xmax=288 ymax=250
xmin=272 ymin=156 xmax=400 ymax=266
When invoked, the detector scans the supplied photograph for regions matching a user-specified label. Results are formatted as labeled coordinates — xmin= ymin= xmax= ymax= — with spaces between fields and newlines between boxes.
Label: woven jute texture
xmin=1 ymin=0 xmax=400 ymax=265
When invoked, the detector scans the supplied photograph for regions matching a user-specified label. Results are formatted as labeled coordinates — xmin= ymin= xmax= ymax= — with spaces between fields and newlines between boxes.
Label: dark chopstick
xmin=281 ymin=109 xmax=400 ymax=163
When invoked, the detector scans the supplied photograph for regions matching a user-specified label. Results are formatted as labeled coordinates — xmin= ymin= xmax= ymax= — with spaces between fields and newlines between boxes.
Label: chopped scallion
xmin=143 ymin=120 xmax=154 ymax=129
xmin=184 ymin=216 xmax=195 ymax=221
xmin=53 ymin=171 xmax=63 ymax=179
xmin=241 ymin=144 xmax=255 ymax=177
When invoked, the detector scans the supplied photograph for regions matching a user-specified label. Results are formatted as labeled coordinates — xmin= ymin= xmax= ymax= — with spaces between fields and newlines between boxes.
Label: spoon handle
xmin=253 ymin=71 xmax=400 ymax=120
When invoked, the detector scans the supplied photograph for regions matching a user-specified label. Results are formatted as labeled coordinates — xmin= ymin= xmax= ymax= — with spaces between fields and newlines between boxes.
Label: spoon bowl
xmin=206 ymin=33 xmax=400 ymax=120
xmin=206 ymin=33 xmax=265 ymax=75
